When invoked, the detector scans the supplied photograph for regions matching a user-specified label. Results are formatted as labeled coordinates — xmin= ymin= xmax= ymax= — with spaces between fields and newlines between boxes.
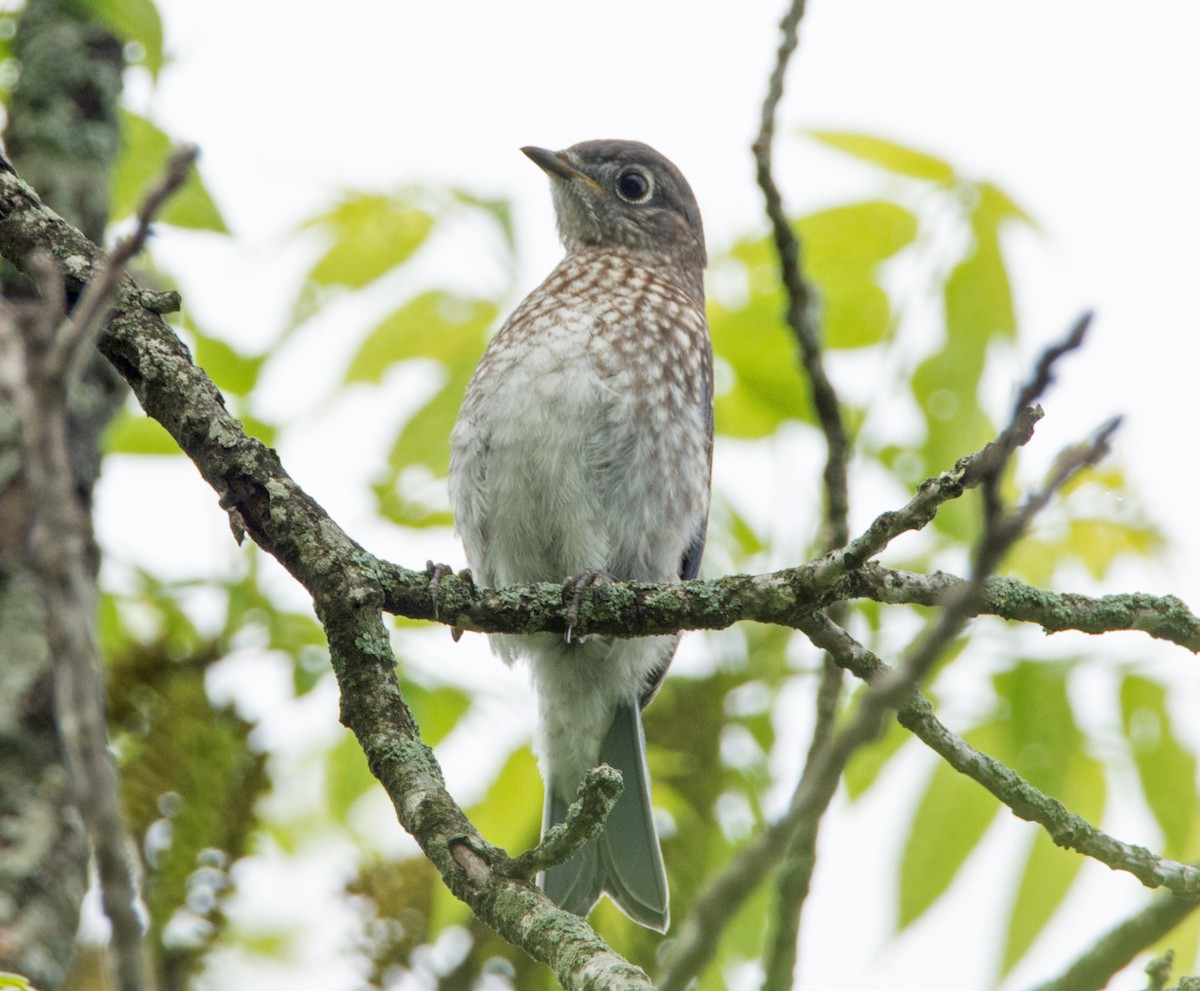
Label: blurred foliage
xmin=5 ymin=20 xmax=1185 ymax=982
xmin=80 ymin=0 xmax=164 ymax=77
xmin=108 ymin=635 xmax=269 ymax=985
xmin=111 ymin=111 xmax=227 ymax=232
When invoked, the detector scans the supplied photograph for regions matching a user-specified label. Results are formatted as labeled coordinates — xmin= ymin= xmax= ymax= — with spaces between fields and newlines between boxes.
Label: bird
xmin=449 ymin=139 xmax=713 ymax=932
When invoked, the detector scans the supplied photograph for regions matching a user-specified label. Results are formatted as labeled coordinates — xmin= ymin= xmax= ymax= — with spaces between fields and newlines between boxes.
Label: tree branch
xmin=373 ymin=399 xmax=1199 ymax=656
xmin=0 ymin=164 xmax=655 ymax=991
xmin=1026 ymin=892 xmax=1200 ymax=991
xmin=507 ymin=765 xmax=623 ymax=880
xmin=750 ymin=0 xmax=847 ymax=553
xmin=665 ymin=325 xmax=1105 ymax=990
xmin=751 ymin=0 xmax=851 ymax=970
xmin=842 ymin=564 xmax=1200 ymax=649
xmin=804 ymin=612 xmax=1200 ymax=898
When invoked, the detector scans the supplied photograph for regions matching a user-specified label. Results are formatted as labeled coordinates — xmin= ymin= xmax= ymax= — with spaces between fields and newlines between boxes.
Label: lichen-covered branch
xmin=0 ymin=168 xmax=653 ymax=991
xmin=845 ymin=564 xmax=1200 ymax=649
xmin=372 ymin=525 xmax=1200 ymax=655
xmin=507 ymin=766 xmax=623 ymax=881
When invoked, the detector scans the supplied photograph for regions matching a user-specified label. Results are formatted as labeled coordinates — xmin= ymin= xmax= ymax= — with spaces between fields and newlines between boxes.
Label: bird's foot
xmin=561 ymin=569 xmax=609 ymax=644
xmin=425 ymin=560 xmax=455 ymax=623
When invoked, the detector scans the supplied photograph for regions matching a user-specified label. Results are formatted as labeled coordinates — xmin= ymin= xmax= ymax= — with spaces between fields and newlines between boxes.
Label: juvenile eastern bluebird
xmin=449 ymin=140 xmax=713 ymax=932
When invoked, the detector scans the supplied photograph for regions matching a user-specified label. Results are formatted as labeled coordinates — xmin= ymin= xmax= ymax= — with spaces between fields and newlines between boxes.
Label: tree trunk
xmin=0 ymin=0 xmax=125 ymax=984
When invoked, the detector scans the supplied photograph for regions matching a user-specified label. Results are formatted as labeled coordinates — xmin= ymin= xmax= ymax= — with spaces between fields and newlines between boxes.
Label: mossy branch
xmin=0 ymin=166 xmax=655 ymax=991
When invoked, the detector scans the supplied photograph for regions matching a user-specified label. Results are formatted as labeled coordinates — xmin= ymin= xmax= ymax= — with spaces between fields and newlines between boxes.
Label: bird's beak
xmin=522 ymin=146 xmax=604 ymax=193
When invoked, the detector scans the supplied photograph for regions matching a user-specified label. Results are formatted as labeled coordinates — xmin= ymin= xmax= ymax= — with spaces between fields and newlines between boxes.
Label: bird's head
xmin=522 ymin=140 xmax=707 ymax=282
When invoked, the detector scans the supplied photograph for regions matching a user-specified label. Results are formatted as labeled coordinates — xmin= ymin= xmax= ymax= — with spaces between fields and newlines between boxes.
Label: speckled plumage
xmin=449 ymin=141 xmax=713 ymax=932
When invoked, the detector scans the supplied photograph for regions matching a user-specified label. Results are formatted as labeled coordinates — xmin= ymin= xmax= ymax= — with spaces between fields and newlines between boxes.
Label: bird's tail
xmin=541 ymin=700 xmax=670 ymax=932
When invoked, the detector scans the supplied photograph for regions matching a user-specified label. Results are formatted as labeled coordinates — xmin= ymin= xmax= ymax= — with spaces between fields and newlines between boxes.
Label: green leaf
xmin=709 ymin=272 xmax=810 ymax=438
xmin=111 ymin=112 xmax=228 ymax=232
xmin=908 ymin=181 xmax=1031 ymax=505
xmin=325 ymin=730 xmax=377 ymax=822
xmin=710 ymin=202 xmax=915 ymax=438
xmin=345 ymin=292 xmax=496 ymax=385
xmin=945 ymin=223 xmax=1014 ymax=345
xmin=103 ymin=409 xmax=180 ymax=455
xmin=799 ymin=200 xmax=920 ymax=265
xmin=382 ymin=367 xmax=471 ymax=477
xmin=266 ymin=610 xmax=325 ymax=655
xmin=1064 ymin=518 xmax=1163 ymax=580
xmin=292 ymin=647 xmax=330 ymax=697
xmin=714 ymin=498 xmax=767 ymax=560
xmin=1121 ymin=675 xmax=1198 ymax=858
xmin=898 ymin=746 xmax=999 ymax=928
xmin=991 ymin=662 xmax=1079 ymax=793
xmin=844 ymin=716 xmax=908 ymax=800
xmin=373 ymin=482 xmax=455 ymax=529
xmin=402 ymin=680 xmax=471 ymax=749
xmin=1001 ymin=750 xmax=1103 ymax=973
xmin=191 ymin=323 xmax=266 ymax=397
xmin=1003 ymin=536 xmax=1059 ymax=588
xmin=238 ymin=413 xmax=277 ymax=448
xmin=1058 ymin=464 xmax=1128 ymax=497
xmin=976 ymin=660 xmax=1107 ymax=974
xmin=976 ymin=180 xmax=1038 ymax=230
xmin=81 ymin=0 xmax=164 ymax=77
xmin=301 ymin=191 xmax=435 ymax=289
xmin=806 ymin=130 xmax=957 ymax=184
xmin=465 ymin=745 xmax=542 ymax=853
xmin=1005 ymin=451 xmax=1148 ymax=585
xmin=802 ymin=200 xmax=919 ymax=349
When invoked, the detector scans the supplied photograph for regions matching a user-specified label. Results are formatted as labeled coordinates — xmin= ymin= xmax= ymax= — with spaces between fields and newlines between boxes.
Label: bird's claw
xmin=561 ymin=569 xmax=607 ymax=644
xmin=425 ymin=560 xmax=454 ymax=622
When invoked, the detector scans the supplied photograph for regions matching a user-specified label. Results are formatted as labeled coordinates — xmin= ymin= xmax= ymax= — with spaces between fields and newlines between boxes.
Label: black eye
xmin=616 ymin=169 xmax=652 ymax=203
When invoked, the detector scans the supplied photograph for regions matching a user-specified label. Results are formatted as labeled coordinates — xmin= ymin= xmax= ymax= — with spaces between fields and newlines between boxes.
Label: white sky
xmin=93 ymin=1 xmax=1200 ymax=989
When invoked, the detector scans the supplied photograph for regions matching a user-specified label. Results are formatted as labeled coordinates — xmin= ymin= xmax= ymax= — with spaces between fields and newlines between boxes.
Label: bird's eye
xmin=616 ymin=169 xmax=652 ymax=203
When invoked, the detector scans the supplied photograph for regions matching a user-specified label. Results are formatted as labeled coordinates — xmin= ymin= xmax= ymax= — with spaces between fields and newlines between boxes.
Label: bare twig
xmin=749 ymin=5 xmax=854 ymax=968
xmin=751 ymin=0 xmax=847 ymax=552
xmin=46 ymin=145 xmax=197 ymax=386
xmin=1014 ymin=311 xmax=1092 ymax=420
